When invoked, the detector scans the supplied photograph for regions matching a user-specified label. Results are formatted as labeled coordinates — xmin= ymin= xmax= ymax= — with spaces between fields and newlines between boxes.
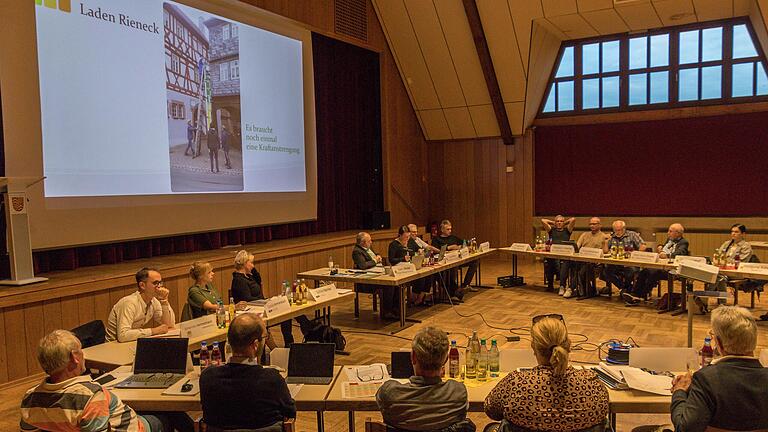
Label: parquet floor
xmin=2 ymin=258 xmax=766 ymax=431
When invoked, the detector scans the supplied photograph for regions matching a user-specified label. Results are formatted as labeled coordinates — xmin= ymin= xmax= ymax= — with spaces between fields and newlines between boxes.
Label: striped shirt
xmin=20 ymin=375 xmax=148 ymax=432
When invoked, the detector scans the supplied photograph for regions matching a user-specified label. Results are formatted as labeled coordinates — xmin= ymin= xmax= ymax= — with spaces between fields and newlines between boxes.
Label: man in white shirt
xmin=407 ymin=224 xmax=439 ymax=254
xmin=105 ymin=267 xmax=176 ymax=342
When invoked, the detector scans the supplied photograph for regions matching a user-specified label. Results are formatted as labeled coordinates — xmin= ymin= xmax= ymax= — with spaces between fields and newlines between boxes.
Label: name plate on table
xmin=735 ymin=262 xmax=768 ymax=276
xmin=674 ymin=255 xmax=707 ymax=265
xmin=459 ymin=247 xmax=470 ymax=258
xmin=444 ymin=251 xmax=461 ymax=263
xmin=678 ymin=260 xmax=719 ymax=284
xmin=308 ymin=283 xmax=339 ymax=302
xmin=179 ymin=315 xmax=217 ymax=339
xmin=391 ymin=263 xmax=417 ymax=276
xmin=510 ymin=243 xmax=532 ymax=252
xmin=629 ymin=251 xmax=659 ymax=263
xmin=479 ymin=241 xmax=490 ymax=252
xmin=264 ymin=296 xmax=292 ymax=317
xmin=578 ymin=247 xmax=602 ymax=258
xmin=549 ymin=244 xmax=575 ymax=256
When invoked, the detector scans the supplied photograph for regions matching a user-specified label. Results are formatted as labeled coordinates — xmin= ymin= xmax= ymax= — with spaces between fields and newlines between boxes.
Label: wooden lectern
xmin=0 ymin=177 xmax=48 ymax=285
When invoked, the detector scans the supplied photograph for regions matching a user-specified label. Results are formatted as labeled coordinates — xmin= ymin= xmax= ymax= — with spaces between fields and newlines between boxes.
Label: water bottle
xmin=263 ymin=344 xmax=271 ymax=366
xmin=211 ymin=342 xmax=222 ymax=366
xmin=227 ymin=297 xmax=235 ymax=326
xmin=328 ymin=255 xmax=334 ymax=269
xmin=449 ymin=340 xmax=460 ymax=378
xmin=489 ymin=339 xmax=500 ymax=377
xmin=200 ymin=341 xmax=210 ymax=369
xmin=216 ymin=301 xmax=225 ymax=328
xmin=283 ymin=280 xmax=293 ymax=304
xmin=224 ymin=340 xmax=233 ymax=363
xmin=477 ymin=339 xmax=488 ymax=381
xmin=465 ymin=331 xmax=480 ymax=379
xmin=700 ymin=337 xmax=713 ymax=367
xmin=735 ymin=254 xmax=741 ymax=269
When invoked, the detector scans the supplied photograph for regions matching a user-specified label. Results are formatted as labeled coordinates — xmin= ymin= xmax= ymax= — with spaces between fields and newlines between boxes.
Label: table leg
xmin=687 ymin=293 xmax=694 ymax=348
xmin=659 ymin=273 xmax=675 ymax=314
xmin=317 ymin=411 xmax=325 ymax=432
xmin=391 ymin=285 xmax=419 ymax=334
xmin=348 ymin=411 xmax=355 ymax=432
xmin=512 ymin=254 xmax=518 ymax=277
xmin=610 ymin=411 xmax=617 ymax=432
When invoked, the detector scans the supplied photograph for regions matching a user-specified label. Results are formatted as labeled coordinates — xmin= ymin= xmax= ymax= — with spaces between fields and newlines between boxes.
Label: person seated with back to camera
xmin=200 ymin=313 xmax=296 ymax=432
xmin=601 ymin=220 xmax=646 ymax=296
xmin=352 ymin=232 xmax=399 ymax=321
xmin=376 ymin=326 xmax=474 ymax=432
xmin=105 ymin=267 xmax=176 ymax=342
xmin=389 ymin=226 xmax=431 ymax=306
xmin=541 ymin=215 xmax=576 ymax=297
xmin=622 ymin=223 xmax=689 ymax=306
xmin=484 ymin=315 xmax=608 ymax=432
xmin=230 ymin=250 xmax=311 ymax=347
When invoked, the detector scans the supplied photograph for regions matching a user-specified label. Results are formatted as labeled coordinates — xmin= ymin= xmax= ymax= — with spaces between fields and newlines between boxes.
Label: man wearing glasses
xmin=106 ymin=267 xmax=176 ymax=342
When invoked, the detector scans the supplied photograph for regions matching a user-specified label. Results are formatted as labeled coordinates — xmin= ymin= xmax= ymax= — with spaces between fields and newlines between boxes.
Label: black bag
xmin=301 ymin=319 xmax=346 ymax=351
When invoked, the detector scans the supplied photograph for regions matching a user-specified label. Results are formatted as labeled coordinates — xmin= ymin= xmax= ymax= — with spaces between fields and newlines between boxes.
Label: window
xmin=540 ymin=19 xmax=768 ymax=115
xmin=222 ymin=24 xmax=230 ymax=40
xmin=219 ymin=60 xmax=239 ymax=81
xmin=170 ymin=53 xmax=181 ymax=74
xmin=169 ymin=101 xmax=185 ymax=119
xmin=230 ymin=60 xmax=239 ymax=79
xmin=220 ymin=62 xmax=230 ymax=81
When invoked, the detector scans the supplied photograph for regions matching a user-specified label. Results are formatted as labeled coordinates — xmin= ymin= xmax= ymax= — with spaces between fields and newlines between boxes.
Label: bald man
xmin=624 ymin=223 xmax=689 ymax=305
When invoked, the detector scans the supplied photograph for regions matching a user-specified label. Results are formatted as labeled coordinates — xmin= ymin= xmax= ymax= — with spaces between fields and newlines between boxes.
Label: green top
xmin=187 ymin=283 xmax=221 ymax=319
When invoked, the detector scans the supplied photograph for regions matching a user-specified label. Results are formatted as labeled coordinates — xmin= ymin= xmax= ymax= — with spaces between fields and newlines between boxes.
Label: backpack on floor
xmin=301 ymin=318 xmax=346 ymax=351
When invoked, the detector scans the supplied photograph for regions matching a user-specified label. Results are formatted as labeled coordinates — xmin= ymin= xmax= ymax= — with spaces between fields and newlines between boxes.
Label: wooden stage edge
xmin=0 ymin=228 xmax=402 ymax=309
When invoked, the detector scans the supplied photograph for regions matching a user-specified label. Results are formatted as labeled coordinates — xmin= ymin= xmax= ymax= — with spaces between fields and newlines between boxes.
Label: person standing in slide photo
xmin=165 ymin=2 xmax=244 ymax=192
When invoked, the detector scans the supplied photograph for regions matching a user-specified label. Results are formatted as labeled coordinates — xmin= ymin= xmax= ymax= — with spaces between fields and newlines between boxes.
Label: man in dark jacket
xmin=207 ymin=127 xmax=220 ymax=173
xmin=623 ymin=223 xmax=689 ymax=305
xmin=352 ymin=232 xmax=397 ymax=320
xmin=670 ymin=306 xmax=768 ymax=432
xmin=221 ymin=125 xmax=232 ymax=169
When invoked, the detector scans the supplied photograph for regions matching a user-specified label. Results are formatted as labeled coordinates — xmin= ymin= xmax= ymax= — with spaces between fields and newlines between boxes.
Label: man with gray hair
xmin=376 ymin=326 xmax=472 ymax=431
xmin=671 ymin=306 xmax=768 ymax=431
xmin=623 ymin=223 xmax=689 ymax=305
xmin=602 ymin=220 xmax=646 ymax=295
xmin=20 ymin=330 xmax=192 ymax=431
xmin=351 ymin=232 xmax=396 ymax=320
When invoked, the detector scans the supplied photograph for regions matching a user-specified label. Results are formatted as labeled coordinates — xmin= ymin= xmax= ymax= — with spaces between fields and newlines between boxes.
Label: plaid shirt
xmin=607 ymin=230 xmax=644 ymax=250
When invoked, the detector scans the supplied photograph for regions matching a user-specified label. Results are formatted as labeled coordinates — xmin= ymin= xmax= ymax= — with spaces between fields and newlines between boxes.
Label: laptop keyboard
xmin=286 ymin=376 xmax=332 ymax=385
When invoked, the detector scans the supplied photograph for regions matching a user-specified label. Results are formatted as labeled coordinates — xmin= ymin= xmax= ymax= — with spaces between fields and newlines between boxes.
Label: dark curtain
xmin=0 ymin=33 xmax=383 ymax=276
xmin=535 ymin=111 xmax=768 ymax=216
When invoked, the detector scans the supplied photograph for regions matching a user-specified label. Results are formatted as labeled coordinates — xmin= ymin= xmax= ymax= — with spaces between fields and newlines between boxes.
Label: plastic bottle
xmin=216 ymin=301 xmax=226 ymax=328
xmin=700 ymin=337 xmax=714 ymax=367
xmin=465 ymin=331 xmax=480 ymax=379
xmin=328 ymin=255 xmax=334 ymax=269
xmin=224 ymin=340 xmax=233 ymax=363
xmin=489 ymin=339 xmax=500 ymax=378
xmin=211 ymin=342 xmax=222 ymax=366
xmin=617 ymin=244 xmax=625 ymax=260
xmin=477 ymin=338 xmax=488 ymax=381
xmin=449 ymin=340 xmax=460 ymax=378
xmin=291 ymin=280 xmax=299 ymax=304
xmin=200 ymin=341 xmax=210 ymax=369
xmin=735 ymin=254 xmax=741 ymax=269
xmin=300 ymin=279 xmax=308 ymax=304
xmin=263 ymin=344 xmax=271 ymax=366
xmin=713 ymin=250 xmax=720 ymax=267
xmin=227 ymin=297 xmax=235 ymax=326
xmin=545 ymin=237 xmax=552 ymax=252
xmin=284 ymin=280 xmax=293 ymax=304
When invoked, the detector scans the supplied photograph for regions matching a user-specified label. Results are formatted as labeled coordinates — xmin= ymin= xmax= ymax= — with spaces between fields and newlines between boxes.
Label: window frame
xmin=538 ymin=17 xmax=768 ymax=118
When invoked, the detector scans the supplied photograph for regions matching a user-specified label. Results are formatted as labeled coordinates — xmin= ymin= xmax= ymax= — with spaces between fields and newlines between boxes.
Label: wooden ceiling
xmin=371 ymin=0 xmax=768 ymax=141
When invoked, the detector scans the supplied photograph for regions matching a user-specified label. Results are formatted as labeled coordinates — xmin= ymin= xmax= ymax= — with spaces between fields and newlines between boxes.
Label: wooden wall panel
xmin=23 ymin=303 xmax=44 ymax=376
xmin=42 ymin=300 xmax=62 ymax=335
xmin=0 ymin=310 xmax=8 ymax=384
xmin=5 ymin=306 xmax=29 ymax=381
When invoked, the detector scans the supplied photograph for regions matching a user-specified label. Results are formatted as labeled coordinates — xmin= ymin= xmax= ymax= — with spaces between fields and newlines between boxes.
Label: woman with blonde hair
xmin=187 ymin=261 xmax=222 ymax=319
xmin=484 ymin=315 xmax=608 ymax=432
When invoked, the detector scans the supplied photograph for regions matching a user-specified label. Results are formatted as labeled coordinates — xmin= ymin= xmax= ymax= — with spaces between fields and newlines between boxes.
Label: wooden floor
xmin=2 ymin=258 xmax=767 ymax=432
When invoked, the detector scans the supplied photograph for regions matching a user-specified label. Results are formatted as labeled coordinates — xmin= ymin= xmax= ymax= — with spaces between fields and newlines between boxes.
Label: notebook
xmin=285 ymin=342 xmax=335 ymax=385
xmin=116 ymin=338 xmax=188 ymax=389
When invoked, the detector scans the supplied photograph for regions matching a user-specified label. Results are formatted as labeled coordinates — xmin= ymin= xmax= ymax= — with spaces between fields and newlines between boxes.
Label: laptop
xmin=436 ymin=245 xmax=448 ymax=262
xmin=116 ymin=338 xmax=188 ymax=389
xmin=286 ymin=342 xmax=335 ymax=385
xmin=411 ymin=254 xmax=425 ymax=270
xmin=390 ymin=351 xmax=414 ymax=379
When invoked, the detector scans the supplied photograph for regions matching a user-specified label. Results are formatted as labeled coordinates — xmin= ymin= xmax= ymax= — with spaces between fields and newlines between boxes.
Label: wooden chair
xmin=199 ymin=418 xmax=294 ymax=432
xmin=365 ymin=418 xmax=388 ymax=432
xmin=728 ymin=255 xmax=761 ymax=308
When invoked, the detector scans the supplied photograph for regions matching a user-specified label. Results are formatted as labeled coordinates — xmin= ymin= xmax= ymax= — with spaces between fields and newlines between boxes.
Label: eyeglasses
xmin=356 ymin=367 xmax=384 ymax=382
xmin=532 ymin=313 xmax=564 ymax=324
xmin=151 ymin=280 xmax=165 ymax=287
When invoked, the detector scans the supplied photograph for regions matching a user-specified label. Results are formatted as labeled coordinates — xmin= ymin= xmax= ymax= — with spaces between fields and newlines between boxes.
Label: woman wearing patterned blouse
xmin=484 ymin=316 xmax=608 ymax=432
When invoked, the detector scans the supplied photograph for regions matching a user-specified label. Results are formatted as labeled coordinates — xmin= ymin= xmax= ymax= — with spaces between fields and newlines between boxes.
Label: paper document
xmin=342 ymin=381 xmax=384 ymax=398
xmin=151 ymin=328 xmax=181 ymax=338
xmin=288 ymin=384 xmax=304 ymax=398
xmin=621 ymin=368 xmax=673 ymax=395
xmin=336 ymin=288 xmax=352 ymax=294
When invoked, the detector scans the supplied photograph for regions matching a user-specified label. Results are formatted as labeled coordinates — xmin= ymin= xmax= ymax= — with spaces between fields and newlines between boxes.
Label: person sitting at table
xmin=187 ymin=261 xmax=226 ymax=319
xmin=431 ymin=220 xmax=476 ymax=299
xmin=718 ymin=223 xmax=753 ymax=262
xmin=389 ymin=226 xmax=431 ymax=306
xmin=601 ymin=220 xmax=646 ymax=296
xmin=573 ymin=217 xmax=609 ymax=298
xmin=106 ymin=267 xmax=175 ymax=342
xmin=484 ymin=315 xmax=608 ymax=432
xmin=352 ymin=232 xmax=397 ymax=321
xmin=21 ymin=329 xmax=194 ymax=432
xmin=376 ymin=326 xmax=472 ymax=431
xmin=200 ymin=313 xmax=296 ymax=431
xmin=542 ymin=215 xmax=576 ymax=297
xmin=623 ymin=223 xmax=689 ymax=306
xmin=407 ymin=223 xmax=440 ymax=254
xmin=670 ymin=306 xmax=768 ymax=432
xmin=230 ymin=250 xmax=310 ymax=347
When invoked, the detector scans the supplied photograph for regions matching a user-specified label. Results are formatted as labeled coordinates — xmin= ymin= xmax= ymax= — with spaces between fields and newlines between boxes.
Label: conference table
xmin=297 ymin=248 xmax=496 ymax=333
xmin=109 ymin=362 xmax=670 ymax=432
xmin=83 ymin=292 xmax=355 ymax=370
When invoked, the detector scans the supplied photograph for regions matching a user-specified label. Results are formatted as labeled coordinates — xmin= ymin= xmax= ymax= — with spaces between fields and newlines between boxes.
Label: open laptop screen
xmin=133 ymin=338 xmax=188 ymax=374
xmin=288 ymin=343 xmax=335 ymax=378
xmin=390 ymin=351 xmax=414 ymax=379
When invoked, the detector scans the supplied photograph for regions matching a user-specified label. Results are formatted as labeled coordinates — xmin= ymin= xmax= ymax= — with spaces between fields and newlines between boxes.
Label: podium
xmin=0 ymin=177 xmax=48 ymax=285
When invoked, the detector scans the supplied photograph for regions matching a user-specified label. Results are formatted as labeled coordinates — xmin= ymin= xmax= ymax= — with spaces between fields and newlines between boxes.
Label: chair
xmin=182 ymin=303 xmax=194 ymax=322
xmin=70 ymin=320 xmax=106 ymax=348
xmin=499 ymin=349 xmax=537 ymax=371
xmin=200 ymin=419 xmax=294 ymax=432
xmin=629 ymin=347 xmax=698 ymax=372
xmin=759 ymin=348 xmax=768 ymax=367
xmin=728 ymin=255 xmax=762 ymax=308
xmin=483 ymin=419 xmax=605 ymax=432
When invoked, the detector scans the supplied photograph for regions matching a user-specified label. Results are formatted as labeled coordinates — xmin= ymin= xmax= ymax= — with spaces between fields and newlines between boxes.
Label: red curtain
xmin=0 ymin=33 xmax=383 ymax=276
xmin=535 ymin=111 xmax=768 ymax=216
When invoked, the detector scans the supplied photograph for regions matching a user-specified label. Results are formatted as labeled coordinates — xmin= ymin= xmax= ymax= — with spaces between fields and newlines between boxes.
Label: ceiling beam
xmin=462 ymin=0 xmax=515 ymax=145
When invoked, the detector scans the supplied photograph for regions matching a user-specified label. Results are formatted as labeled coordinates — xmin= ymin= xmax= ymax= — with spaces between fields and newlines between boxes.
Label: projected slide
xmin=35 ymin=0 xmax=306 ymax=196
